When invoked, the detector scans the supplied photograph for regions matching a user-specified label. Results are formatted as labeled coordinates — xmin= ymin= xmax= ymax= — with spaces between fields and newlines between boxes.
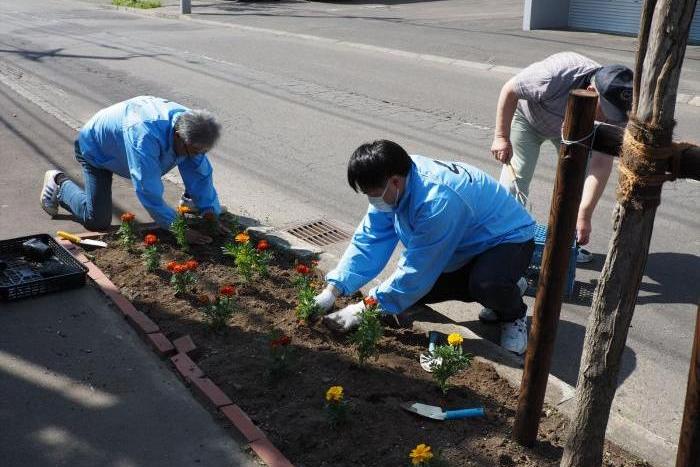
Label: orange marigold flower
xmin=166 ymin=260 xmax=178 ymax=272
xmin=296 ymin=264 xmax=310 ymax=275
xmin=363 ymin=296 xmax=378 ymax=308
xmin=256 ymin=239 xmax=270 ymax=251
xmin=185 ymin=259 xmax=199 ymax=271
xmin=270 ymin=335 xmax=291 ymax=348
xmin=144 ymin=234 xmax=158 ymax=246
xmin=197 ymin=294 xmax=211 ymax=305
xmin=121 ymin=212 xmax=135 ymax=222
xmin=219 ymin=285 xmax=236 ymax=297
xmin=176 ymin=205 xmax=191 ymax=215
xmin=234 ymin=232 xmax=250 ymax=244
xmin=173 ymin=264 xmax=188 ymax=274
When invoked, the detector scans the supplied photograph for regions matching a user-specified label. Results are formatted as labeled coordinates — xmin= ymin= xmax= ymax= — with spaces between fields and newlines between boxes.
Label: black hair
xmin=347 ymin=140 xmax=412 ymax=193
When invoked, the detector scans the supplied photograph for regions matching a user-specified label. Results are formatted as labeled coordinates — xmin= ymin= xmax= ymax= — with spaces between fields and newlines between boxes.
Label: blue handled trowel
xmin=401 ymin=401 xmax=485 ymax=421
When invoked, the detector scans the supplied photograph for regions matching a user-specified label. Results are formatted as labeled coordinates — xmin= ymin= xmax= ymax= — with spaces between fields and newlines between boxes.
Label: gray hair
xmin=175 ymin=109 xmax=221 ymax=152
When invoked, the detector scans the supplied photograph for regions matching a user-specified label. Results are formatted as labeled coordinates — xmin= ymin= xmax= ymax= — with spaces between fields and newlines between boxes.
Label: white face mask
xmin=368 ymin=181 xmax=399 ymax=212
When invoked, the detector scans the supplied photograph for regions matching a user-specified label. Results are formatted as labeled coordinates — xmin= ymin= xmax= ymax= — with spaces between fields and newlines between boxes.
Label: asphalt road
xmin=0 ymin=0 xmax=697 ymax=465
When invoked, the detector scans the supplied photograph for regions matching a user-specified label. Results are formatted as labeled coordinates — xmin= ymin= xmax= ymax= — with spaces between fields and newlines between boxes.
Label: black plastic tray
xmin=0 ymin=234 xmax=88 ymax=301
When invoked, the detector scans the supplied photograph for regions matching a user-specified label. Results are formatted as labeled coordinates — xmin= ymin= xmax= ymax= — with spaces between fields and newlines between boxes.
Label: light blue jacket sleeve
xmin=178 ymin=154 xmax=221 ymax=216
xmin=325 ymin=207 xmax=399 ymax=295
xmin=123 ymin=125 xmax=177 ymax=229
xmin=371 ymin=191 xmax=470 ymax=314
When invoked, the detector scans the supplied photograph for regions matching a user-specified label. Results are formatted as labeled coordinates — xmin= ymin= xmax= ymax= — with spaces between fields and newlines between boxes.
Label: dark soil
xmin=91 ymin=222 xmax=648 ymax=467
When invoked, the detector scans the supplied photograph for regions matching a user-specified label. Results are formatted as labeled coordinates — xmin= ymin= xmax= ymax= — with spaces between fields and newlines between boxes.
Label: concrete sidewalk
xmin=0 ymin=75 xmax=255 ymax=467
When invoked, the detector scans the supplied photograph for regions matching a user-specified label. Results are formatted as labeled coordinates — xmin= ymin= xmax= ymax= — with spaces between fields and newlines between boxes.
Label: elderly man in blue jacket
xmin=40 ymin=96 xmax=227 ymax=244
xmin=316 ymin=140 xmax=535 ymax=355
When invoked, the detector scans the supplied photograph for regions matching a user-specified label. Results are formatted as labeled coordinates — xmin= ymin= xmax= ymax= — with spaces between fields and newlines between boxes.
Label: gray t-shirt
xmin=514 ymin=52 xmax=601 ymax=138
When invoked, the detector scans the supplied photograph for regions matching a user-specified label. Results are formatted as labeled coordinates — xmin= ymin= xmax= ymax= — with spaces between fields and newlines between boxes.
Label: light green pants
xmin=498 ymin=111 xmax=560 ymax=200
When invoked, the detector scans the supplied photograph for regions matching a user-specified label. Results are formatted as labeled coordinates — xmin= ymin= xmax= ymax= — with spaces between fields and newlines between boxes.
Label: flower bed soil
xmin=91 ymin=223 xmax=647 ymax=467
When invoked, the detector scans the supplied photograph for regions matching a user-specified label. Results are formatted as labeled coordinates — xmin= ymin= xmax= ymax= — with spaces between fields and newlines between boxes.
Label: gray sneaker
xmin=40 ymin=170 xmax=63 ymax=217
xmin=478 ymin=277 xmax=528 ymax=323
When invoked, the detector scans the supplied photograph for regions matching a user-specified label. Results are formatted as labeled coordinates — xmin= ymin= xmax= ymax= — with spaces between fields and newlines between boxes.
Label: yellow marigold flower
xmin=234 ymin=232 xmax=250 ymax=244
xmin=409 ymin=443 xmax=433 ymax=465
xmin=447 ymin=333 xmax=463 ymax=347
xmin=176 ymin=205 xmax=191 ymax=215
xmin=325 ymin=385 xmax=343 ymax=402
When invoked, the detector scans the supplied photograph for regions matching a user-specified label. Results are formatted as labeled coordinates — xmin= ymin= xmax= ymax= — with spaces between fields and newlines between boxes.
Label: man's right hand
xmin=185 ymin=228 xmax=213 ymax=245
xmin=491 ymin=136 xmax=513 ymax=164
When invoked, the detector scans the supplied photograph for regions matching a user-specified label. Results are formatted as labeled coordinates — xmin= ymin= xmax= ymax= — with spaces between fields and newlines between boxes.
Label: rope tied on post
xmin=617 ymin=117 xmax=687 ymax=208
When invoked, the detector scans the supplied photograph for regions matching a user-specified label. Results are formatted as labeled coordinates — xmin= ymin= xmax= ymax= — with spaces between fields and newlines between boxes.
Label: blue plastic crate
xmin=528 ymin=223 xmax=577 ymax=297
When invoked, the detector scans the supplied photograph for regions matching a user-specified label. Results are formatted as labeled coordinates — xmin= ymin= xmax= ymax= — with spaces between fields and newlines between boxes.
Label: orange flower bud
xmin=363 ymin=296 xmax=378 ymax=308
xmin=234 ymin=232 xmax=250 ymax=244
xmin=166 ymin=260 xmax=178 ymax=272
xmin=185 ymin=259 xmax=199 ymax=271
xmin=144 ymin=234 xmax=158 ymax=246
xmin=173 ymin=264 xmax=188 ymax=274
xmin=121 ymin=212 xmax=135 ymax=222
xmin=296 ymin=264 xmax=310 ymax=275
xmin=176 ymin=205 xmax=191 ymax=215
xmin=219 ymin=285 xmax=236 ymax=297
xmin=256 ymin=239 xmax=270 ymax=251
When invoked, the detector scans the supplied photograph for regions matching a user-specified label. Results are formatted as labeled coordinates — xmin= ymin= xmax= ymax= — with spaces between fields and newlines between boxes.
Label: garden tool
xmin=56 ymin=231 xmax=107 ymax=248
xmin=401 ymin=402 xmax=485 ymax=421
xmin=419 ymin=331 xmax=441 ymax=372
xmin=506 ymin=163 xmax=530 ymax=209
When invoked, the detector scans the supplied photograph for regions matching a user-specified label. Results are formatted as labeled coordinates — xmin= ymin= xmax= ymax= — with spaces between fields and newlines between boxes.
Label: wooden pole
xmin=676 ymin=305 xmax=700 ymax=467
xmin=513 ymin=89 xmax=598 ymax=447
xmin=561 ymin=1 xmax=697 ymax=465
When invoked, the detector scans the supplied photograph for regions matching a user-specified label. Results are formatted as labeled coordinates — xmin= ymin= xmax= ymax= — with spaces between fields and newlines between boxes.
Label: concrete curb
xmin=61 ymin=239 xmax=297 ymax=467
xmin=96 ymin=3 xmax=700 ymax=110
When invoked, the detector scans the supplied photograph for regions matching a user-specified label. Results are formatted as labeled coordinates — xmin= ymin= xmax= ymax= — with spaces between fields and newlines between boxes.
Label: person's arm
xmin=576 ymin=151 xmax=613 ymax=245
xmin=178 ymin=154 xmax=222 ymax=216
xmin=325 ymin=208 xmax=399 ymax=296
xmin=492 ymin=78 xmax=519 ymax=164
xmin=370 ymin=193 xmax=469 ymax=314
xmin=123 ymin=125 xmax=177 ymax=229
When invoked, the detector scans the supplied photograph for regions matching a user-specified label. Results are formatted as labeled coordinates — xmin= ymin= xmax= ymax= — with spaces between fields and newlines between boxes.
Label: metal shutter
xmin=568 ymin=1 xmax=699 ymax=43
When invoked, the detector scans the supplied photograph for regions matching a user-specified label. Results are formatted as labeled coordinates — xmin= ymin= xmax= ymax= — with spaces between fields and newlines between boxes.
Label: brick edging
xmin=57 ymin=237 xmax=294 ymax=467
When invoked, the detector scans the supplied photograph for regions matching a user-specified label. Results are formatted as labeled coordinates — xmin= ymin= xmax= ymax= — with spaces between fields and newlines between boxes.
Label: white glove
xmin=314 ymin=284 xmax=338 ymax=313
xmin=323 ymin=301 xmax=364 ymax=333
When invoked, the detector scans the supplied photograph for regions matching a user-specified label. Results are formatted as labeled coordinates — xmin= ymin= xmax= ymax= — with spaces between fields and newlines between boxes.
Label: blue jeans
xmin=57 ymin=141 xmax=113 ymax=231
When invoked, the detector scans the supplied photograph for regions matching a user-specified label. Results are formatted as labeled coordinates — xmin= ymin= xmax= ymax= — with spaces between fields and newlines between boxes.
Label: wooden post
xmin=513 ymin=89 xmax=598 ymax=447
xmin=180 ymin=0 xmax=191 ymax=14
xmin=676 ymin=305 xmax=700 ymax=467
xmin=560 ymin=1 xmax=697 ymax=465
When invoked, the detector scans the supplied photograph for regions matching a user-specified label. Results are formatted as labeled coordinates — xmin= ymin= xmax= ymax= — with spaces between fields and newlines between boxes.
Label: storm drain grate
xmin=283 ymin=219 xmax=352 ymax=247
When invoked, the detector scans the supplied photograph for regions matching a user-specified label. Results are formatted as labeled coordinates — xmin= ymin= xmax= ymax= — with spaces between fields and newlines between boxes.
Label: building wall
xmin=523 ymin=0 xmax=572 ymax=30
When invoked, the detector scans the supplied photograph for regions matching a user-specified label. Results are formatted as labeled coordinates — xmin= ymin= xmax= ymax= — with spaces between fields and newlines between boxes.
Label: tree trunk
xmin=560 ymin=0 xmax=697 ymax=466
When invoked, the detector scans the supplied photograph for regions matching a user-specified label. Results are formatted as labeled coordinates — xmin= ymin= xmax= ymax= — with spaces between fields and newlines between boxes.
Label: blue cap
xmin=594 ymin=65 xmax=633 ymax=123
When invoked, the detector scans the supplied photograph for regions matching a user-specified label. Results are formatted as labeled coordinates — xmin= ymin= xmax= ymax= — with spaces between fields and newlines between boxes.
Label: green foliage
xmin=429 ymin=343 xmax=472 ymax=394
xmin=202 ymin=295 xmax=237 ymax=329
xmin=170 ymin=269 xmax=196 ymax=295
xmin=294 ymin=279 xmax=320 ymax=323
xmin=142 ymin=245 xmax=160 ymax=272
xmin=350 ymin=303 xmax=384 ymax=365
xmin=170 ymin=214 xmax=189 ymax=252
xmin=117 ymin=220 xmax=136 ymax=251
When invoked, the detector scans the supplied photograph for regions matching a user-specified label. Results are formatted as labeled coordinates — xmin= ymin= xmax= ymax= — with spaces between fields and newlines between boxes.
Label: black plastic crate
xmin=0 ymin=234 xmax=88 ymax=301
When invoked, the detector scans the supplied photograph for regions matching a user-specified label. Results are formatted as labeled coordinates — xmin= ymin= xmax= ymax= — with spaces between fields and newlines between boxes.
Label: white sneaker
xmin=576 ymin=247 xmax=593 ymax=264
xmin=478 ymin=277 xmax=529 ymax=323
xmin=500 ymin=317 xmax=528 ymax=355
xmin=40 ymin=170 xmax=63 ymax=217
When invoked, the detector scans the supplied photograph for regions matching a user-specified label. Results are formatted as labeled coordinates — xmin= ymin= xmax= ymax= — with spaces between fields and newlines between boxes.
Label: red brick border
xmin=63 ymin=239 xmax=296 ymax=467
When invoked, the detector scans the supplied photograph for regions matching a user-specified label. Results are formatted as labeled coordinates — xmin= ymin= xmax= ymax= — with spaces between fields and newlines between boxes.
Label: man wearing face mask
xmin=315 ymin=140 xmax=535 ymax=355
